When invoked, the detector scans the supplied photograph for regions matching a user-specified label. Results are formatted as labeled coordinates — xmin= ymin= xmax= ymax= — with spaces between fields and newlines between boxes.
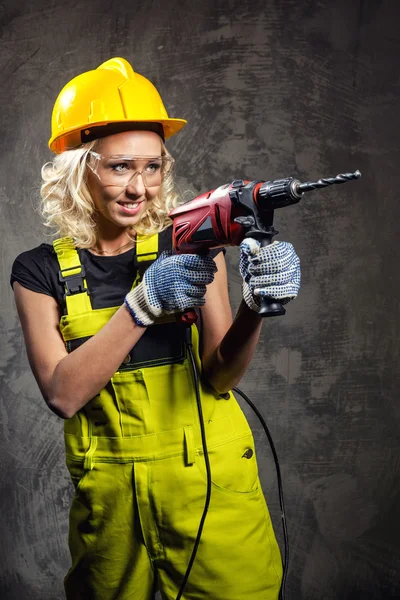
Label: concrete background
xmin=1 ymin=0 xmax=399 ymax=598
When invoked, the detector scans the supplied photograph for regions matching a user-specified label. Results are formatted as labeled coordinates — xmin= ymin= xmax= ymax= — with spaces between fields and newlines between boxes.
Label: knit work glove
xmin=239 ymin=238 xmax=301 ymax=312
xmin=125 ymin=252 xmax=217 ymax=327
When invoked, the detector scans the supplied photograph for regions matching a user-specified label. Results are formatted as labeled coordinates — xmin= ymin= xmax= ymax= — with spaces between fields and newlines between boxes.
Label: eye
xmin=111 ymin=162 xmax=130 ymax=173
xmin=145 ymin=161 xmax=162 ymax=174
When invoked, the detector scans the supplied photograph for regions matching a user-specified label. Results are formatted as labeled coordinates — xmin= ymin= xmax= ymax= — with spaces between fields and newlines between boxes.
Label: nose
xmin=125 ymin=171 xmax=146 ymax=196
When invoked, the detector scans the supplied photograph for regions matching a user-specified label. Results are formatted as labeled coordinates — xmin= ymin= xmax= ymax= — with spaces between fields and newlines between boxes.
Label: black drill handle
xmin=258 ymin=237 xmax=286 ymax=317
xmin=245 ymin=230 xmax=286 ymax=318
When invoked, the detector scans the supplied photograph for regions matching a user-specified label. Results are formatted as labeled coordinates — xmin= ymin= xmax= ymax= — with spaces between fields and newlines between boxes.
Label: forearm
xmin=48 ymin=304 xmax=146 ymax=418
xmin=202 ymin=300 xmax=263 ymax=394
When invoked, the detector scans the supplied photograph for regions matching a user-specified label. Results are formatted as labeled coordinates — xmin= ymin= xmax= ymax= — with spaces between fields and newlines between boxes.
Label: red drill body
xmin=169 ymin=183 xmax=241 ymax=253
xmin=168 ymin=178 xmax=298 ymax=254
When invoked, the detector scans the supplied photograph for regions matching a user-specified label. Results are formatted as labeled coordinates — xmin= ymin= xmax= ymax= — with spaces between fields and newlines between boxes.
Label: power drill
xmin=169 ymin=170 xmax=361 ymax=319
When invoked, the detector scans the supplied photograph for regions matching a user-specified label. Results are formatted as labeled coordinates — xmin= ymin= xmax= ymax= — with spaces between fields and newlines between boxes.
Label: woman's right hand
xmin=124 ymin=252 xmax=218 ymax=327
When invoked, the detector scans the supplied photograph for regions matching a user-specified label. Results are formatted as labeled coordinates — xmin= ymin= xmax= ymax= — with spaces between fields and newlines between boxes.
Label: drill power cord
xmin=233 ymin=387 xmax=289 ymax=600
xmin=175 ymin=331 xmax=212 ymax=600
xmin=177 ymin=332 xmax=288 ymax=600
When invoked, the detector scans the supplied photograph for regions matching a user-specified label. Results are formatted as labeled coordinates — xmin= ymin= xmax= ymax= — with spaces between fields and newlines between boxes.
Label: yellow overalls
xmin=53 ymin=234 xmax=282 ymax=600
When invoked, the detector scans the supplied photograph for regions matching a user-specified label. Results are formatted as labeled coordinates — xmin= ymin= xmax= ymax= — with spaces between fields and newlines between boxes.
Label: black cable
xmin=174 ymin=332 xmax=212 ymax=600
xmin=174 ymin=331 xmax=289 ymax=599
xmin=233 ymin=387 xmax=289 ymax=600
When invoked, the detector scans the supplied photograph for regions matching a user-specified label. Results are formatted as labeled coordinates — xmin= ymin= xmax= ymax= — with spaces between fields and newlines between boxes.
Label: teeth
xmin=123 ymin=202 xmax=138 ymax=209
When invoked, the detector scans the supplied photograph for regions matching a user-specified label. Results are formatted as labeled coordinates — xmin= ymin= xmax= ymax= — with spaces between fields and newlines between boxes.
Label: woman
xmin=11 ymin=57 xmax=300 ymax=600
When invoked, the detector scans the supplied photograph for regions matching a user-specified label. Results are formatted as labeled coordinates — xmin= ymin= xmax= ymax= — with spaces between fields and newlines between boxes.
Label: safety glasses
xmin=87 ymin=151 xmax=174 ymax=188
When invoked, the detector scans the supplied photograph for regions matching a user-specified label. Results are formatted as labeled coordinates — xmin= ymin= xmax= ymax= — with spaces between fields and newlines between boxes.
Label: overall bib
xmin=54 ymin=235 xmax=282 ymax=600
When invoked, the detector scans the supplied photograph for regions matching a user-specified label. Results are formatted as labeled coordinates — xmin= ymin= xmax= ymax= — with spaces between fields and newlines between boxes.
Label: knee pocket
xmin=196 ymin=434 xmax=259 ymax=495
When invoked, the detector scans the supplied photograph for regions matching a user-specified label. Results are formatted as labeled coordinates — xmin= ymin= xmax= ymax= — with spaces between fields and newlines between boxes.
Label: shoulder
xmin=12 ymin=243 xmax=56 ymax=276
xmin=13 ymin=243 xmax=56 ymax=265
xmin=10 ymin=243 xmax=59 ymax=297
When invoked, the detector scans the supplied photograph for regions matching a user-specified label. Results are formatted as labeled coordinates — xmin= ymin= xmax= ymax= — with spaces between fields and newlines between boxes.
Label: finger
xmin=240 ymin=238 xmax=261 ymax=256
xmin=248 ymin=256 xmax=299 ymax=276
xmin=184 ymin=270 xmax=215 ymax=285
xmin=250 ymin=241 xmax=294 ymax=263
xmin=185 ymin=283 xmax=207 ymax=300
xmin=254 ymin=282 xmax=300 ymax=298
xmin=249 ymin=265 xmax=300 ymax=288
xmin=183 ymin=254 xmax=218 ymax=273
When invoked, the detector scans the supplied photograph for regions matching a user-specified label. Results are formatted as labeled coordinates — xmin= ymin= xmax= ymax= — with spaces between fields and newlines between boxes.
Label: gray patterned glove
xmin=125 ymin=252 xmax=217 ymax=326
xmin=239 ymin=238 xmax=301 ymax=312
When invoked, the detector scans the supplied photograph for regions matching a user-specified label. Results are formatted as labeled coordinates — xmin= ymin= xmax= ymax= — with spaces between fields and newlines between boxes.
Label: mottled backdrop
xmin=1 ymin=0 xmax=399 ymax=598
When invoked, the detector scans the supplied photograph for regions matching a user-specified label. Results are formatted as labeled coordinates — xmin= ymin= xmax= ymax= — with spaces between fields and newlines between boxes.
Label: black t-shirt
xmin=10 ymin=226 xmax=223 ymax=312
xmin=11 ymin=227 xmax=224 ymax=369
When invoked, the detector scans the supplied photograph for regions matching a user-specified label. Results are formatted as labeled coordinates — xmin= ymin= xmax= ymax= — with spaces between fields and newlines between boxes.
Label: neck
xmin=90 ymin=229 xmax=135 ymax=256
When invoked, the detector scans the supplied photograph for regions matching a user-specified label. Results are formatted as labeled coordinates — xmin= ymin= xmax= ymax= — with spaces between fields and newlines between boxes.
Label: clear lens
xmin=88 ymin=153 xmax=174 ymax=187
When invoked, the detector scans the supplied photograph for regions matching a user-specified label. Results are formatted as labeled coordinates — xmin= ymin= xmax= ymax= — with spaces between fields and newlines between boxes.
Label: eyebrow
xmin=106 ymin=155 xmax=163 ymax=159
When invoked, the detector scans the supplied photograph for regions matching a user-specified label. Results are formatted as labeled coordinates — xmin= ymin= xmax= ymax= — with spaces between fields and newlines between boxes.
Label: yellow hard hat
xmin=48 ymin=57 xmax=187 ymax=153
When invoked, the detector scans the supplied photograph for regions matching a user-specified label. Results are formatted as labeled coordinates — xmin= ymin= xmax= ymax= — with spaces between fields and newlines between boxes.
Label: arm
xmin=200 ymin=253 xmax=263 ymax=394
xmin=13 ymin=251 xmax=217 ymax=419
xmin=13 ymin=283 xmax=147 ymax=419
xmin=201 ymin=239 xmax=301 ymax=393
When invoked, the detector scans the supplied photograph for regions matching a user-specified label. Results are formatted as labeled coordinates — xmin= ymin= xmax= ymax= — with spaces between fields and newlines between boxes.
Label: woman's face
xmin=87 ymin=130 xmax=163 ymax=233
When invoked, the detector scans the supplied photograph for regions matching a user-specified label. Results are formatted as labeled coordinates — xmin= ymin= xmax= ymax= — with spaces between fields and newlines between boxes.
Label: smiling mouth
xmin=117 ymin=201 xmax=140 ymax=209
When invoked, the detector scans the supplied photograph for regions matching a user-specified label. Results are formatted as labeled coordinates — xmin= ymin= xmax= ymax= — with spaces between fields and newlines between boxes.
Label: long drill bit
xmin=297 ymin=170 xmax=361 ymax=193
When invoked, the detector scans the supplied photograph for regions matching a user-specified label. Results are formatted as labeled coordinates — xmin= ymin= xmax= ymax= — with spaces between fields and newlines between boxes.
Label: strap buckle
xmin=58 ymin=265 xmax=88 ymax=297
xmin=134 ymin=251 xmax=159 ymax=265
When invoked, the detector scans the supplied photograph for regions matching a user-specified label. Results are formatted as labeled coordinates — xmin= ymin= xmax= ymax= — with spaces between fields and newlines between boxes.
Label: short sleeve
xmin=10 ymin=244 xmax=56 ymax=297
xmin=209 ymin=247 xmax=226 ymax=259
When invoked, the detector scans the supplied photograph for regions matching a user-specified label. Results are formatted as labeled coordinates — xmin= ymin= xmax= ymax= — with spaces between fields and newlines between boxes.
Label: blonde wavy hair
xmin=40 ymin=138 xmax=180 ymax=248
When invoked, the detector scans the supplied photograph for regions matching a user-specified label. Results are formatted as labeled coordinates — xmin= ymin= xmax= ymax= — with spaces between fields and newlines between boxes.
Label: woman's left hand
xmin=239 ymin=238 xmax=301 ymax=312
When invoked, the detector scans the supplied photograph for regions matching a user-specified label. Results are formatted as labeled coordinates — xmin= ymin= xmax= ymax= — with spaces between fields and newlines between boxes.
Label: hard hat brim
xmin=49 ymin=118 xmax=187 ymax=154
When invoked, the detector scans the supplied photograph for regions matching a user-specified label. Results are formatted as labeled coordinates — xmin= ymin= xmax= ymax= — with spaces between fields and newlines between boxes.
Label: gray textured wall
xmin=1 ymin=0 xmax=399 ymax=598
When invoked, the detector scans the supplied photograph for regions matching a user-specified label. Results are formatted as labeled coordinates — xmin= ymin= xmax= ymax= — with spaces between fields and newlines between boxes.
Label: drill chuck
xmin=258 ymin=177 xmax=302 ymax=209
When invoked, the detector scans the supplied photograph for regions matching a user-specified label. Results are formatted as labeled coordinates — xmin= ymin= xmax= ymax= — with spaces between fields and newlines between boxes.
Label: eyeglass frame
xmin=87 ymin=151 xmax=175 ymax=188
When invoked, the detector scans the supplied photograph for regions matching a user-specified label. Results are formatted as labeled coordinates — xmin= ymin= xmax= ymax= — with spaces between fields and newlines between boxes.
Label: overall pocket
xmin=196 ymin=433 xmax=259 ymax=495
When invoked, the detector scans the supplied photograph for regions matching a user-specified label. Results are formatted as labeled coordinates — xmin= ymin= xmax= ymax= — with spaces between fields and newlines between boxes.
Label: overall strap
xmin=132 ymin=233 xmax=159 ymax=288
xmin=54 ymin=233 xmax=159 ymax=314
xmin=53 ymin=237 xmax=92 ymax=316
